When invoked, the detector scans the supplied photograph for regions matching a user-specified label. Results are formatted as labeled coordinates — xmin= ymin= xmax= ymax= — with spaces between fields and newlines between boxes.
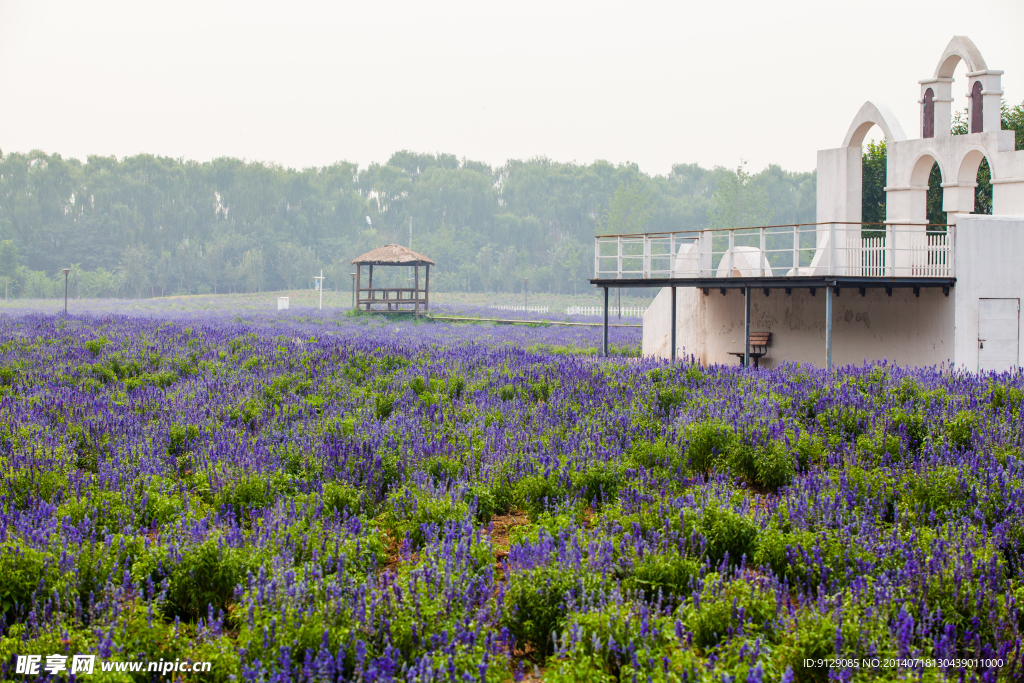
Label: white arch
xmin=841 ymin=101 xmax=908 ymax=148
xmin=909 ymin=151 xmax=945 ymax=187
xmin=934 ymin=36 xmax=987 ymax=79
xmin=957 ymin=146 xmax=994 ymax=184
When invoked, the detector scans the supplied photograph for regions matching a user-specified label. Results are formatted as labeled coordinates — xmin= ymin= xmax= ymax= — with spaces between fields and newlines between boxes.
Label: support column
xmin=825 ymin=284 xmax=833 ymax=370
xmin=602 ymin=286 xmax=609 ymax=357
xmin=414 ymin=265 xmax=420 ymax=318
xmin=744 ymin=285 xmax=751 ymax=368
xmin=670 ymin=286 xmax=677 ymax=361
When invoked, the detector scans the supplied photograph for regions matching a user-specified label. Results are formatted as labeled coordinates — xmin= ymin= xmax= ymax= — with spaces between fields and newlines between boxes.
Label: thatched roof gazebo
xmin=351 ymin=244 xmax=434 ymax=313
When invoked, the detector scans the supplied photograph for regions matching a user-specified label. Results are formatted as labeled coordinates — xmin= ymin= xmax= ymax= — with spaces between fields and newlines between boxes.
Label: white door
xmin=979 ymin=298 xmax=1020 ymax=373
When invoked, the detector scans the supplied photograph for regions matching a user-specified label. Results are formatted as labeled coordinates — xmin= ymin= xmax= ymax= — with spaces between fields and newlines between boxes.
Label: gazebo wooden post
xmin=356 ymin=265 xmax=362 ymax=311
xmin=414 ymin=265 xmax=420 ymax=318
xmin=425 ymin=264 xmax=430 ymax=311
xmin=368 ymin=265 xmax=374 ymax=310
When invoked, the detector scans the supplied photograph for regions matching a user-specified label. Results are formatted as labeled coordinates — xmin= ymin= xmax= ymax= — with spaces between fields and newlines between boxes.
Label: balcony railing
xmin=594 ymin=223 xmax=953 ymax=280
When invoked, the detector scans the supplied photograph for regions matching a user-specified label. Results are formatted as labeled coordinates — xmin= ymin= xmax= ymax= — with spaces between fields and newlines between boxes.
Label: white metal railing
xmin=488 ymin=305 xmax=549 ymax=313
xmin=594 ymin=223 xmax=954 ymax=280
xmin=567 ymin=305 xmax=647 ymax=317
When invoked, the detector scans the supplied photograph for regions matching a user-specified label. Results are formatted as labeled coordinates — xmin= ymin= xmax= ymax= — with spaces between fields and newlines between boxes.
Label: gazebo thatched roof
xmin=351 ymin=244 xmax=435 ymax=266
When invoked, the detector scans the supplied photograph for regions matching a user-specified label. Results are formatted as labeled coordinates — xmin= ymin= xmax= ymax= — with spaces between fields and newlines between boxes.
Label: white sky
xmin=1 ymin=0 xmax=1022 ymax=177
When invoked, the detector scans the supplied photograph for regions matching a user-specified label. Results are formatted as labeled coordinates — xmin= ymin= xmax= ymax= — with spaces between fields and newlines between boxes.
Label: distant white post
xmin=313 ymin=270 xmax=325 ymax=310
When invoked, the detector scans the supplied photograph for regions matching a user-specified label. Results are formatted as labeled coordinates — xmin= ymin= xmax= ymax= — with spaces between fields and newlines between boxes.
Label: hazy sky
xmin=1 ymin=0 xmax=1022 ymax=177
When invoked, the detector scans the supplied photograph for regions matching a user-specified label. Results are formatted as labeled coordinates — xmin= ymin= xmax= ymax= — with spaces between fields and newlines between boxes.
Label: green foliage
xmin=627 ymin=438 xmax=684 ymax=471
xmin=163 ymin=537 xmax=247 ymax=621
xmin=708 ymin=163 xmax=772 ymax=230
xmin=682 ymin=576 xmax=776 ymax=650
xmin=694 ymin=504 xmax=759 ymax=567
xmin=683 ymin=419 xmax=734 ymax=473
xmin=83 ymin=337 xmax=110 ymax=356
xmin=0 ymin=542 xmax=50 ymax=620
xmin=726 ymin=433 xmax=796 ymax=490
xmin=503 ymin=563 xmax=602 ymax=662
xmin=626 ymin=551 xmax=700 ymax=600
xmin=513 ymin=472 xmax=569 ymax=517
xmin=0 ymin=148 xmax=819 ymax=298
xmin=571 ymin=461 xmax=622 ymax=506
xmin=595 ymin=180 xmax=655 ymax=235
xmin=944 ymin=409 xmax=978 ymax=449
xmin=656 ymin=386 xmax=686 ymax=413
xmin=374 ymin=393 xmax=396 ymax=420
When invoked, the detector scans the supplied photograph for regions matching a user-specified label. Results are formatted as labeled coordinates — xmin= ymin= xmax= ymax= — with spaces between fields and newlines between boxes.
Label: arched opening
xmin=958 ymin=149 xmax=994 ymax=215
xmin=926 ymin=163 xmax=945 ymax=224
xmin=911 ymin=154 xmax=945 ymax=224
xmin=971 ymin=81 xmax=984 ymax=134
xmin=861 ymin=127 xmax=887 ymax=227
xmin=923 ymin=88 xmax=935 ymax=138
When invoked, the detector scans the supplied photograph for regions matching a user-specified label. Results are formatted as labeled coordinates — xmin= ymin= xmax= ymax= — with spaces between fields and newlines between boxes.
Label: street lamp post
xmin=61 ymin=268 xmax=71 ymax=314
xmin=350 ymin=273 xmax=356 ymax=309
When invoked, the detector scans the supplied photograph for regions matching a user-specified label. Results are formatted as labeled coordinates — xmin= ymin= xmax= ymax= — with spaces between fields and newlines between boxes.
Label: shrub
xmin=626 ymin=551 xmax=700 ymax=600
xmin=571 ymin=461 xmax=622 ymax=507
xmin=382 ymin=485 xmax=471 ymax=548
xmin=682 ymin=576 xmax=776 ymax=650
xmin=944 ymin=410 xmax=978 ymax=450
xmin=657 ymin=387 xmax=686 ymax=413
xmin=789 ymin=429 xmax=825 ymax=469
xmin=514 ymin=472 xmax=569 ymax=518
xmin=694 ymin=504 xmax=759 ymax=567
xmin=726 ymin=436 xmax=795 ymax=490
xmin=163 ymin=537 xmax=246 ymax=621
xmin=684 ymin=420 xmax=734 ymax=473
xmin=321 ymin=481 xmax=363 ymax=516
xmin=374 ymin=393 xmax=396 ymax=420
xmin=0 ymin=542 xmax=51 ymax=621
xmin=627 ymin=438 xmax=684 ymax=471
xmin=503 ymin=564 xmax=600 ymax=662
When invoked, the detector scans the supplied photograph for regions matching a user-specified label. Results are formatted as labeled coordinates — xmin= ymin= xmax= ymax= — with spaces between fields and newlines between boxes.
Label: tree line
xmin=0 ymin=149 xmax=819 ymax=299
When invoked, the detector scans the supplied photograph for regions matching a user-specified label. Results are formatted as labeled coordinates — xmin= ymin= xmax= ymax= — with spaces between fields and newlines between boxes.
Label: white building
xmin=598 ymin=36 xmax=1024 ymax=373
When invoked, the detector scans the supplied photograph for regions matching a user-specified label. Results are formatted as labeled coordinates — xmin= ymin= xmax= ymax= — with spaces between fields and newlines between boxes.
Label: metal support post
xmin=671 ymin=286 xmax=677 ymax=361
xmin=602 ymin=286 xmax=610 ymax=357
xmin=744 ymin=285 xmax=751 ymax=368
xmin=825 ymin=284 xmax=833 ymax=370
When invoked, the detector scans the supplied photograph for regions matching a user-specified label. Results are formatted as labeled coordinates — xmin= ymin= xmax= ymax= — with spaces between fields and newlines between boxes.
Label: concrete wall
xmin=953 ymin=216 xmax=1024 ymax=372
xmin=643 ymin=285 xmax=955 ymax=369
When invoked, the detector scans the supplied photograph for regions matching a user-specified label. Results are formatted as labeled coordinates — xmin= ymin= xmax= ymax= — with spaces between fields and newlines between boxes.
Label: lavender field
xmin=0 ymin=310 xmax=1021 ymax=682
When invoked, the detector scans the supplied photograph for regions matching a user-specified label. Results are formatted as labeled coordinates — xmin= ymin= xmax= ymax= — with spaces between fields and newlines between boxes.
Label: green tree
xmin=0 ymin=240 xmax=18 ymax=300
xmin=596 ymin=180 xmax=655 ymax=235
xmin=238 ymin=247 xmax=265 ymax=293
xmin=175 ymin=239 xmax=203 ymax=294
xmin=119 ymin=244 xmax=151 ymax=299
xmin=708 ymin=163 xmax=771 ymax=229
xmin=862 ymin=141 xmax=887 ymax=225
